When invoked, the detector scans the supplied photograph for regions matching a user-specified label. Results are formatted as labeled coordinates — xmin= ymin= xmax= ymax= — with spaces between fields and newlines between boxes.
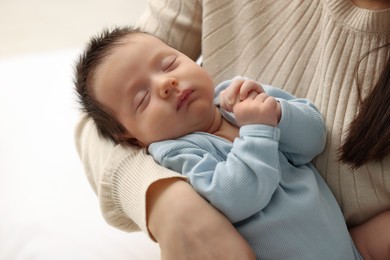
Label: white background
xmin=0 ymin=1 xmax=161 ymax=259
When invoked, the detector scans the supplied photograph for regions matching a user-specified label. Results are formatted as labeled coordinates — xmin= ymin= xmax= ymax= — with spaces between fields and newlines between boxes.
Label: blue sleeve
xmin=215 ymin=77 xmax=327 ymax=166
xmin=263 ymin=85 xmax=327 ymax=165
xmin=149 ymin=126 xmax=281 ymax=223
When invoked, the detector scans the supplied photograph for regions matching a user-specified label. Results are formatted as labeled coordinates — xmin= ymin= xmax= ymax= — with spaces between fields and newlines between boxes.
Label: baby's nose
xmin=158 ymin=77 xmax=178 ymax=98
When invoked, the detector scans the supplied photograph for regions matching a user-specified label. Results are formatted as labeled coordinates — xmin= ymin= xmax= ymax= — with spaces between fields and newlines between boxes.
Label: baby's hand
xmin=234 ymin=91 xmax=280 ymax=126
xmin=220 ymin=79 xmax=281 ymax=126
xmin=220 ymin=79 xmax=264 ymax=112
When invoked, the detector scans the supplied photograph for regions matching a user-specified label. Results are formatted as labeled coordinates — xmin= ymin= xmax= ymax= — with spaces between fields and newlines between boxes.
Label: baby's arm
xmin=150 ymin=124 xmax=281 ymax=223
xmin=266 ymin=87 xmax=327 ymax=165
xmin=218 ymin=77 xmax=326 ymax=165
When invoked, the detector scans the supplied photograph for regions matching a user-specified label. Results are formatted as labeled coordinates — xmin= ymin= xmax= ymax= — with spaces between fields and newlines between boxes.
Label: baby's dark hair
xmin=74 ymin=26 xmax=144 ymax=145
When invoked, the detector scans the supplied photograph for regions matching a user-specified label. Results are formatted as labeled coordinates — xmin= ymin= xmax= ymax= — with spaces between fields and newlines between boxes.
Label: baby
xmin=74 ymin=26 xmax=388 ymax=259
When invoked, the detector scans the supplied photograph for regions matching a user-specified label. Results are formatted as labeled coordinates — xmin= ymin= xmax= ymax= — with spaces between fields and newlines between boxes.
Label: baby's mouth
xmin=177 ymin=89 xmax=194 ymax=110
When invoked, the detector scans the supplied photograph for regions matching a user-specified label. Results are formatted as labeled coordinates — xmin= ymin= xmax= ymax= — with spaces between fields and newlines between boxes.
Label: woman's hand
xmin=349 ymin=210 xmax=390 ymax=260
xmin=147 ymin=178 xmax=256 ymax=260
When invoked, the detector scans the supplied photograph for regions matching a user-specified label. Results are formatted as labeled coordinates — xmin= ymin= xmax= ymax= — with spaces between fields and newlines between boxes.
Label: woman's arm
xmin=349 ymin=210 xmax=390 ymax=260
xmin=147 ymin=178 xmax=255 ymax=260
xmin=75 ymin=115 xmax=255 ymax=259
xmin=75 ymin=1 xmax=255 ymax=258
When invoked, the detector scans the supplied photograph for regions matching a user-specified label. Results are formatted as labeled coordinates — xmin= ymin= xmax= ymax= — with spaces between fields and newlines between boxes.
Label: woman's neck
xmin=350 ymin=0 xmax=390 ymax=10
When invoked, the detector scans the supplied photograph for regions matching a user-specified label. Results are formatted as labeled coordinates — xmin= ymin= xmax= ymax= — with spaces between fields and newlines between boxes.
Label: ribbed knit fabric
xmin=75 ymin=0 xmax=390 ymax=236
xmin=75 ymin=115 xmax=186 ymax=234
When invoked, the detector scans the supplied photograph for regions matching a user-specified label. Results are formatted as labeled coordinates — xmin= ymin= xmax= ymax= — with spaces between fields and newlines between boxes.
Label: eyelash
xmin=141 ymin=91 xmax=150 ymax=106
xmin=162 ymin=56 xmax=176 ymax=71
xmin=135 ymin=56 xmax=176 ymax=111
xmin=135 ymin=90 xmax=149 ymax=111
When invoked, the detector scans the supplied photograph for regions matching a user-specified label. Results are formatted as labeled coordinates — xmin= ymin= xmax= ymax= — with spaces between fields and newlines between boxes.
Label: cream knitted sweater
xmin=75 ymin=0 xmax=390 ymax=236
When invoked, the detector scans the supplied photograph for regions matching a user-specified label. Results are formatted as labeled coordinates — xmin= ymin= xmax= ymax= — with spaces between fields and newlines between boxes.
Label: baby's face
xmin=93 ymin=33 xmax=216 ymax=146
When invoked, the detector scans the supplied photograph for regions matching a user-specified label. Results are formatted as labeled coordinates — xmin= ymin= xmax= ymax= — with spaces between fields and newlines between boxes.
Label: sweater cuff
xmin=99 ymin=145 xmax=187 ymax=240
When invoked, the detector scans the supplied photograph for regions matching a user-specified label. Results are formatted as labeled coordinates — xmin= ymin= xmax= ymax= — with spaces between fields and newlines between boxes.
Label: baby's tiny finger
xmin=220 ymin=90 xmax=232 ymax=111
xmin=240 ymin=80 xmax=262 ymax=100
xmin=247 ymin=91 xmax=258 ymax=100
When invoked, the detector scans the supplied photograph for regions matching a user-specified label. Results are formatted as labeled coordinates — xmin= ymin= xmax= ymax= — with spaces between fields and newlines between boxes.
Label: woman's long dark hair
xmin=339 ymin=43 xmax=390 ymax=169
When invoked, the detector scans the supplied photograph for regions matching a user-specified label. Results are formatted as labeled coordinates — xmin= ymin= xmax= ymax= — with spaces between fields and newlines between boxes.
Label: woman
xmin=75 ymin=0 xmax=390 ymax=258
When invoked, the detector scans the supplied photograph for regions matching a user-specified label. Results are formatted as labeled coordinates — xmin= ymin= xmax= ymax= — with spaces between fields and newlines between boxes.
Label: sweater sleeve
xmin=74 ymin=114 xmax=186 ymax=238
xmin=150 ymin=125 xmax=281 ymax=223
xmin=136 ymin=0 xmax=202 ymax=61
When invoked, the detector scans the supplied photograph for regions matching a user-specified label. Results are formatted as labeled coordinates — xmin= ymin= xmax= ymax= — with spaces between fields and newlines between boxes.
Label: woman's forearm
xmin=147 ymin=178 xmax=255 ymax=260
